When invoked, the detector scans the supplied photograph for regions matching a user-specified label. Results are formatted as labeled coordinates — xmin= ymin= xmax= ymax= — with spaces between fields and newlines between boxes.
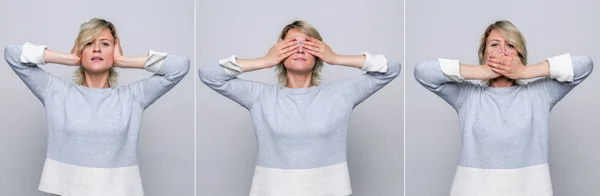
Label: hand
xmin=479 ymin=63 xmax=501 ymax=79
xmin=261 ymin=38 xmax=298 ymax=68
xmin=113 ymin=39 xmax=123 ymax=67
xmin=69 ymin=40 xmax=82 ymax=66
xmin=487 ymin=51 xmax=526 ymax=79
xmin=303 ymin=37 xmax=339 ymax=65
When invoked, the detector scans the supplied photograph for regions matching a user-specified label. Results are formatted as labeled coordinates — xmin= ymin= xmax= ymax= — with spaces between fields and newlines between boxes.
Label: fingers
xmin=490 ymin=67 xmax=507 ymax=75
xmin=305 ymin=48 xmax=323 ymax=59
xmin=280 ymin=40 xmax=298 ymax=51
xmin=281 ymin=44 xmax=298 ymax=55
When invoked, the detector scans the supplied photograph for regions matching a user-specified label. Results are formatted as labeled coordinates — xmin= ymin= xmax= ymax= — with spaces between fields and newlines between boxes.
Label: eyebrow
xmin=97 ymin=38 xmax=114 ymax=42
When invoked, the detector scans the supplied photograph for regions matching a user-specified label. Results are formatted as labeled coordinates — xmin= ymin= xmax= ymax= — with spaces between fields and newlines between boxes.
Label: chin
xmin=82 ymin=64 xmax=112 ymax=73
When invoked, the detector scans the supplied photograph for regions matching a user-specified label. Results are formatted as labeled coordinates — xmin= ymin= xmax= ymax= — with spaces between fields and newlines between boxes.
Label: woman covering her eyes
xmin=198 ymin=20 xmax=401 ymax=196
xmin=414 ymin=20 xmax=593 ymax=196
xmin=4 ymin=18 xmax=189 ymax=195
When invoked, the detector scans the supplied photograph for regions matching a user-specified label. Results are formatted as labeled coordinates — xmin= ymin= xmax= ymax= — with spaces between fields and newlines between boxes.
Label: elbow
xmin=4 ymin=45 xmax=22 ymax=64
xmin=573 ymin=55 xmax=594 ymax=78
xmin=386 ymin=60 xmax=402 ymax=78
xmin=413 ymin=60 xmax=432 ymax=81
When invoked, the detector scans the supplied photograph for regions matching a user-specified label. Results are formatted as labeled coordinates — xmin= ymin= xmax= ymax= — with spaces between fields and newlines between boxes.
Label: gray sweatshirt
xmin=198 ymin=53 xmax=400 ymax=196
xmin=414 ymin=54 xmax=593 ymax=196
xmin=5 ymin=43 xmax=189 ymax=196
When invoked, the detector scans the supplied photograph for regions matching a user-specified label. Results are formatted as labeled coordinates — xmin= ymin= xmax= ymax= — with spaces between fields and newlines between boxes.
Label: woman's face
xmin=282 ymin=28 xmax=316 ymax=73
xmin=484 ymin=29 xmax=517 ymax=58
xmin=81 ymin=28 xmax=115 ymax=74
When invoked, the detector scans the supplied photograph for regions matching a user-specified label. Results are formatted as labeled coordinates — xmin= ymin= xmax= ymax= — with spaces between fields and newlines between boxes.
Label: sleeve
xmin=542 ymin=54 xmax=593 ymax=107
xmin=328 ymin=52 xmax=401 ymax=108
xmin=413 ymin=58 xmax=469 ymax=109
xmin=129 ymin=50 xmax=190 ymax=109
xmin=4 ymin=42 xmax=68 ymax=103
xmin=197 ymin=55 xmax=266 ymax=110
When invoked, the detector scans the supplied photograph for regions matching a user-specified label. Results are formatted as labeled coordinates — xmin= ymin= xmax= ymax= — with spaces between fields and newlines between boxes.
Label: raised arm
xmin=197 ymin=38 xmax=298 ymax=109
xmin=414 ymin=58 xmax=496 ymax=108
xmin=125 ymin=47 xmax=190 ymax=109
xmin=487 ymin=52 xmax=593 ymax=106
xmin=541 ymin=54 xmax=592 ymax=106
xmin=4 ymin=43 xmax=71 ymax=103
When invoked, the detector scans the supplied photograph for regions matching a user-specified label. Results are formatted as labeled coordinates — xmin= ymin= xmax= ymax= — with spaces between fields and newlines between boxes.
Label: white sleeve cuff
xmin=547 ymin=53 xmax=574 ymax=82
xmin=20 ymin=42 xmax=47 ymax=65
xmin=218 ymin=55 xmax=243 ymax=76
xmin=360 ymin=52 xmax=388 ymax=73
xmin=144 ymin=50 xmax=168 ymax=73
xmin=438 ymin=58 xmax=464 ymax=82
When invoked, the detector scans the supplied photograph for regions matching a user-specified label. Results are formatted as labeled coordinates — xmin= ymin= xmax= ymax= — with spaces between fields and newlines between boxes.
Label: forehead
xmin=96 ymin=28 xmax=114 ymax=41
xmin=486 ymin=29 xmax=505 ymax=42
xmin=284 ymin=28 xmax=307 ymax=39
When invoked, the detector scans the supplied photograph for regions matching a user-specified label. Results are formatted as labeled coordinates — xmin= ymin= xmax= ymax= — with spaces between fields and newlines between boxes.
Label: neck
xmin=82 ymin=71 xmax=110 ymax=88
xmin=490 ymin=76 xmax=514 ymax=88
xmin=286 ymin=71 xmax=312 ymax=88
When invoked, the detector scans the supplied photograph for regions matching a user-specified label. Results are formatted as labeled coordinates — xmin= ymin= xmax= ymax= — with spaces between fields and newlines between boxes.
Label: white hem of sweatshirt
xmin=38 ymin=158 xmax=143 ymax=196
xmin=249 ymin=162 xmax=352 ymax=196
xmin=20 ymin=42 xmax=47 ymax=65
xmin=450 ymin=163 xmax=553 ymax=196
xmin=438 ymin=58 xmax=465 ymax=82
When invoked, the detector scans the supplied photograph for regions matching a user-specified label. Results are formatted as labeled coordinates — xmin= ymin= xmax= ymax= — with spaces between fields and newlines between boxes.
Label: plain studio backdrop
xmin=406 ymin=0 xmax=599 ymax=195
xmin=0 ymin=0 xmax=194 ymax=195
xmin=196 ymin=0 xmax=403 ymax=195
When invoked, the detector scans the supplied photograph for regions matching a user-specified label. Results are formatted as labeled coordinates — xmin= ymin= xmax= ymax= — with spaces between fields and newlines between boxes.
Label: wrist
xmin=113 ymin=56 xmax=122 ymax=67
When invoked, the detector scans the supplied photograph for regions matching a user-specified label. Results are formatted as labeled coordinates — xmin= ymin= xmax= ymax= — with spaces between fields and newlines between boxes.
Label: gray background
xmin=406 ymin=0 xmax=600 ymax=195
xmin=0 ymin=0 xmax=194 ymax=195
xmin=196 ymin=0 xmax=403 ymax=195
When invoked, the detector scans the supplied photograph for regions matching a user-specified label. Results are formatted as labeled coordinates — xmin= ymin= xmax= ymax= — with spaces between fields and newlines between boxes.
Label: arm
xmin=543 ymin=54 xmax=593 ymax=106
xmin=328 ymin=53 xmax=401 ymax=107
xmin=303 ymin=37 xmax=400 ymax=106
xmin=197 ymin=56 xmax=268 ymax=110
xmin=487 ymin=52 xmax=593 ymax=105
xmin=414 ymin=58 xmax=486 ymax=109
xmin=4 ymin=43 xmax=69 ymax=103
xmin=128 ymin=50 xmax=190 ymax=108
xmin=197 ymin=38 xmax=298 ymax=109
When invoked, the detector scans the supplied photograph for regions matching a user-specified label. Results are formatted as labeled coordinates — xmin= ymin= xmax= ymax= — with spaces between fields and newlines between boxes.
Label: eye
xmin=102 ymin=42 xmax=110 ymax=47
xmin=85 ymin=42 xmax=93 ymax=46
xmin=490 ymin=43 xmax=498 ymax=47
xmin=508 ymin=44 xmax=515 ymax=48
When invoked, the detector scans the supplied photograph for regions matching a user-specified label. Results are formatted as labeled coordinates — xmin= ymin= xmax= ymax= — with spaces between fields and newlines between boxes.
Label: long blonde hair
xmin=276 ymin=20 xmax=324 ymax=87
xmin=73 ymin=18 xmax=119 ymax=87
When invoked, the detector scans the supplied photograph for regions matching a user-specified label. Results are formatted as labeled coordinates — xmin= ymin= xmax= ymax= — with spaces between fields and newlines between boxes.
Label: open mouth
xmin=91 ymin=57 xmax=104 ymax=62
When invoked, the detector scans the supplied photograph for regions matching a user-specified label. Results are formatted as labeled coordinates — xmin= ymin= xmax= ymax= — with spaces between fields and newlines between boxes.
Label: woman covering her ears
xmin=4 ymin=18 xmax=189 ymax=195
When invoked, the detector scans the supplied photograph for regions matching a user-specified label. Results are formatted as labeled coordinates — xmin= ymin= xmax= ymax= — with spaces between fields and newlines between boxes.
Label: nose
xmin=93 ymin=43 xmax=101 ymax=53
xmin=297 ymin=41 xmax=304 ymax=54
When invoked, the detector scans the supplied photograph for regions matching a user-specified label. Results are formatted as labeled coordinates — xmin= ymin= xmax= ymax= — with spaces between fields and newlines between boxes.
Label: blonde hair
xmin=478 ymin=20 xmax=527 ymax=65
xmin=73 ymin=18 xmax=119 ymax=87
xmin=478 ymin=20 xmax=527 ymax=86
xmin=276 ymin=20 xmax=324 ymax=87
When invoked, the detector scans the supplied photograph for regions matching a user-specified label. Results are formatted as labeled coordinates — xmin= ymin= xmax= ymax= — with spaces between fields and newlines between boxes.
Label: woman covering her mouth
xmin=198 ymin=20 xmax=401 ymax=196
xmin=414 ymin=20 xmax=593 ymax=196
xmin=4 ymin=18 xmax=190 ymax=195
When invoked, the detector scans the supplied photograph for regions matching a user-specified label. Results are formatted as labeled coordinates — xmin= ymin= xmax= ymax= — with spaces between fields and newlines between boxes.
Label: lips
xmin=293 ymin=57 xmax=306 ymax=61
xmin=91 ymin=57 xmax=104 ymax=62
